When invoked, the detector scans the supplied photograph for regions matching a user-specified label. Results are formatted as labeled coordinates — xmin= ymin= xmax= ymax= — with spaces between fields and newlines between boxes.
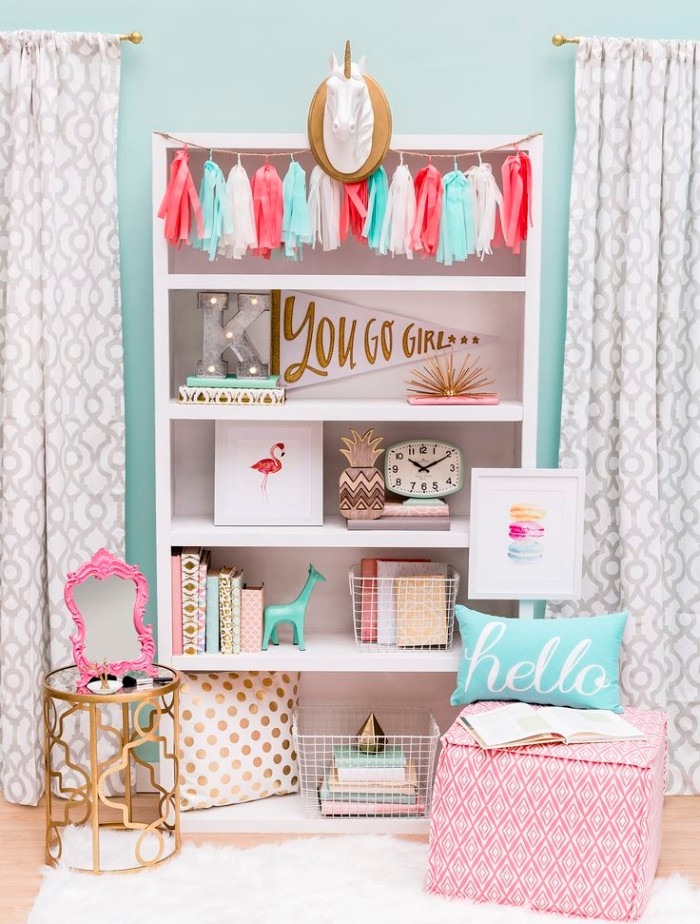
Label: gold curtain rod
xmin=552 ymin=34 xmax=580 ymax=46
xmin=119 ymin=32 xmax=143 ymax=44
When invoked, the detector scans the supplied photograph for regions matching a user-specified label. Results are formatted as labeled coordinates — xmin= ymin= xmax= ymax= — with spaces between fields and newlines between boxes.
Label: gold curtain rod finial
xmin=120 ymin=31 xmax=143 ymax=44
xmin=552 ymin=33 xmax=580 ymax=46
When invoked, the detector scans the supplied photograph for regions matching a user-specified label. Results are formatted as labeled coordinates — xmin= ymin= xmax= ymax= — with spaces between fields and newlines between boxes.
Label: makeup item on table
xmin=122 ymin=674 xmax=173 ymax=689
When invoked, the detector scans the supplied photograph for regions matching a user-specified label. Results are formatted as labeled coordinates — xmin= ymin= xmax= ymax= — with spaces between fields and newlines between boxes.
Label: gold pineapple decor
xmin=338 ymin=428 xmax=386 ymax=521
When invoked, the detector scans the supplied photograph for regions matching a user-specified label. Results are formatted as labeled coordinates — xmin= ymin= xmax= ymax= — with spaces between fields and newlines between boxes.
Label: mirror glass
xmin=73 ymin=575 xmax=141 ymax=667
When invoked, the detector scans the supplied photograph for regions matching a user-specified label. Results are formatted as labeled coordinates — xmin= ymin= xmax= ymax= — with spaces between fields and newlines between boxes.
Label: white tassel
xmin=308 ymin=166 xmax=342 ymax=252
xmin=466 ymin=160 xmax=503 ymax=259
xmin=218 ymin=159 xmax=257 ymax=259
xmin=379 ymin=161 xmax=416 ymax=258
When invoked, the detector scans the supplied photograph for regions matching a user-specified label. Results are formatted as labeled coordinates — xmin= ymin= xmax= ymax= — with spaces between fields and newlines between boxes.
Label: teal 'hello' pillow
xmin=451 ymin=606 xmax=628 ymax=712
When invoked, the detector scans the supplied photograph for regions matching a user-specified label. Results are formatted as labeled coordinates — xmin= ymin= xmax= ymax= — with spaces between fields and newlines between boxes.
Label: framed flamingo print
xmin=214 ymin=422 xmax=323 ymax=526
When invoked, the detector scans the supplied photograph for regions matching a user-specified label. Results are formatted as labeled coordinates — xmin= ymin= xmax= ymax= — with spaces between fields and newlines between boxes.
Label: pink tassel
xmin=410 ymin=163 xmax=443 ymax=256
xmin=501 ymin=151 xmax=532 ymax=254
xmin=157 ymin=147 xmax=203 ymax=248
xmin=251 ymin=162 xmax=283 ymax=259
xmin=339 ymin=181 xmax=369 ymax=243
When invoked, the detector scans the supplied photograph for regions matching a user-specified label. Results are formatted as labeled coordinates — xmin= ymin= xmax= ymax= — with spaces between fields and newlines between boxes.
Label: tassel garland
xmin=308 ymin=166 xmax=343 ymax=252
xmin=282 ymin=161 xmax=312 ymax=260
xmin=379 ymin=162 xmax=416 ymax=258
xmin=362 ymin=167 xmax=389 ymax=252
xmin=410 ymin=163 xmax=443 ymax=256
xmin=437 ymin=170 xmax=476 ymax=266
xmin=157 ymin=147 xmax=203 ymax=248
xmin=340 ymin=181 xmax=369 ymax=243
xmin=251 ymin=162 xmax=284 ymax=259
xmin=158 ymin=144 xmax=536 ymax=261
xmin=467 ymin=161 xmax=504 ymax=259
xmin=219 ymin=161 xmax=257 ymax=260
xmin=501 ymin=151 xmax=532 ymax=255
xmin=192 ymin=159 xmax=232 ymax=261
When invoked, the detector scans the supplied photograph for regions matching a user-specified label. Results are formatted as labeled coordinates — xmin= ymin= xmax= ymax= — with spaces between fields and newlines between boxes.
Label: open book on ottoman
xmin=460 ymin=701 xmax=646 ymax=749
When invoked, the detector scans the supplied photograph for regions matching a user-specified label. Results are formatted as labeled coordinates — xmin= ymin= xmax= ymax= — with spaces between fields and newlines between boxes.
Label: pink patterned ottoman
xmin=426 ymin=703 xmax=667 ymax=921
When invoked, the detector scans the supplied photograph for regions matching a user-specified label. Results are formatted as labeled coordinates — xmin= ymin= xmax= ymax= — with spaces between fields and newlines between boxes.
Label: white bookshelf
xmin=152 ymin=132 xmax=543 ymax=834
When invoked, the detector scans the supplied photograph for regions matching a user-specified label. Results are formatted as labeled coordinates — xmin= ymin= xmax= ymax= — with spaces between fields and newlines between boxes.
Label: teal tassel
xmin=282 ymin=161 xmax=312 ymax=260
xmin=437 ymin=170 xmax=476 ymax=266
xmin=192 ymin=159 xmax=232 ymax=261
xmin=363 ymin=166 xmax=389 ymax=251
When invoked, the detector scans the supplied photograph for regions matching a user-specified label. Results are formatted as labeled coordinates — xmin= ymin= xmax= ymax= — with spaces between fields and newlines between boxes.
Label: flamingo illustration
xmin=251 ymin=442 xmax=285 ymax=501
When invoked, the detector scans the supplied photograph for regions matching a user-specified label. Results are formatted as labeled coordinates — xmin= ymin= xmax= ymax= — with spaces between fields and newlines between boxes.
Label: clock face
xmin=384 ymin=440 xmax=464 ymax=499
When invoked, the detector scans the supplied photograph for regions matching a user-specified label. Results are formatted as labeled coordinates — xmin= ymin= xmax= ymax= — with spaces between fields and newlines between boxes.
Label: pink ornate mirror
xmin=65 ymin=548 xmax=156 ymax=687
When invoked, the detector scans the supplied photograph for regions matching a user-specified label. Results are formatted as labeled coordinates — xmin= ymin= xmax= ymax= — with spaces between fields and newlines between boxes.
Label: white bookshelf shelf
xmin=169 ymin=514 xmax=471 ymax=549
xmin=168 ymin=399 xmax=524 ymax=423
xmin=179 ymin=791 xmax=430 ymax=834
xmin=172 ymin=632 xmax=461 ymax=673
xmin=166 ymin=273 xmax=527 ymax=293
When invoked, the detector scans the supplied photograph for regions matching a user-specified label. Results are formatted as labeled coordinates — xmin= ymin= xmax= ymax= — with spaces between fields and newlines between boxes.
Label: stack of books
xmin=178 ymin=374 xmax=286 ymax=406
xmin=319 ymin=745 xmax=425 ymax=817
xmin=346 ymin=500 xmax=450 ymax=531
xmin=171 ymin=547 xmax=264 ymax=655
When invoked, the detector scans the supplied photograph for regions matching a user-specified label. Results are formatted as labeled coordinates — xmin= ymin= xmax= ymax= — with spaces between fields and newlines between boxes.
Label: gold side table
xmin=43 ymin=664 xmax=181 ymax=873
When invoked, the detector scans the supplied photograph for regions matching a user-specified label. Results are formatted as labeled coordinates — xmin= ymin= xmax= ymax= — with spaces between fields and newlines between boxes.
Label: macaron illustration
xmin=508 ymin=520 xmax=545 ymax=540
xmin=507 ymin=540 xmax=544 ymax=563
xmin=509 ymin=503 xmax=546 ymax=522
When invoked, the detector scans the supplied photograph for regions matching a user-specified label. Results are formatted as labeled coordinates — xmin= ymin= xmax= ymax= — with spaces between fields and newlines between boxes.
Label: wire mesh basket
xmin=293 ymin=705 xmax=440 ymax=819
xmin=348 ymin=563 xmax=459 ymax=650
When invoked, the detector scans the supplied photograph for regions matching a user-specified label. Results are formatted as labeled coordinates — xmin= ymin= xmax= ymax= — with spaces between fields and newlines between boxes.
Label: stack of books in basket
xmin=319 ymin=745 xmax=425 ymax=817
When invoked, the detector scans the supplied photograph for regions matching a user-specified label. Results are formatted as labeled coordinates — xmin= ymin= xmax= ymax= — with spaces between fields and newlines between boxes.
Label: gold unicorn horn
xmin=344 ymin=40 xmax=352 ymax=78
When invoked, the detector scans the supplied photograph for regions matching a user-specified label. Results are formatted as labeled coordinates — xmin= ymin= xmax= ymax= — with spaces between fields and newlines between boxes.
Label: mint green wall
xmin=3 ymin=3 xmax=694 ymax=630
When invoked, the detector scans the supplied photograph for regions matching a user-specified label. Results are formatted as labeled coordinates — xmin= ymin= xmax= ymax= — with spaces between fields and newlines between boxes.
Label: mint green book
xmin=205 ymin=571 xmax=220 ymax=653
xmin=332 ymin=745 xmax=407 ymax=770
xmin=186 ymin=374 xmax=280 ymax=389
xmin=319 ymin=770 xmax=417 ymax=804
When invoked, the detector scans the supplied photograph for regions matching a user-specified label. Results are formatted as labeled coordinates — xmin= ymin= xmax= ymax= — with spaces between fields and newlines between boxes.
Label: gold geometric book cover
xmin=395 ymin=575 xmax=448 ymax=647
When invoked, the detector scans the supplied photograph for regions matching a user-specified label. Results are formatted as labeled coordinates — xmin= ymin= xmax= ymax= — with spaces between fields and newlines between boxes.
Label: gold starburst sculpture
xmin=406 ymin=351 xmax=496 ymax=399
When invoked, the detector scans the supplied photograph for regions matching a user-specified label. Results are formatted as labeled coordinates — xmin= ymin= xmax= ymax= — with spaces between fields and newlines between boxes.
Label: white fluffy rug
xmin=28 ymin=830 xmax=700 ymax=924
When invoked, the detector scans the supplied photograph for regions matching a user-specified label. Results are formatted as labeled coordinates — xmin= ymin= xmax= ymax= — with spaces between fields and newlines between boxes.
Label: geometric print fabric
xmin=0 ymin=32 xmax=125 ymax=803
xmin=548 ymin=35 xmax=700 ymax=794
xmin=427 ymin=704 xmax=667 ymax=920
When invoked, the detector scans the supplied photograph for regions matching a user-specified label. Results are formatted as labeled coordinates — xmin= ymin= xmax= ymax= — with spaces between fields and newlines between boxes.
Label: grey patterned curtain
xmin=548 ymin=37 xmax=700 ymax=793
xmin=0 ymin=32 xmax=125 ymax=804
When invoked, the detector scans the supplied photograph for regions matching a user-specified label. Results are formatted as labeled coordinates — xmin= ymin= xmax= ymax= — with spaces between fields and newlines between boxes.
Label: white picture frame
xmin=468 ymin=468 xmax=585 ymax=600
xmin=214 ymin=421 xmax=323 ymax=526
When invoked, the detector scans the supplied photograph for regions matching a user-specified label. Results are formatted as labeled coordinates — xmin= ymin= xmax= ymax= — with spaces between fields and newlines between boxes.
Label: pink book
xmin=360 ymin=558 xmax=378 ymax=643
xmin=240 ymin=584 xmax=264 ymax=652
xmin=170 ymin=549 xmax=182 ymax=656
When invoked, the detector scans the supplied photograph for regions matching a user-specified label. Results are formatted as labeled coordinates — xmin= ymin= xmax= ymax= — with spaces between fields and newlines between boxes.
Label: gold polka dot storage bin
xmin=178 ymin=671 xmax=300 ymax=811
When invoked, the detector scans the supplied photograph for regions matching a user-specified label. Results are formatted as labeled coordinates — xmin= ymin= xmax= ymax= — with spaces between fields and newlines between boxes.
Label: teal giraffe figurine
xmin=262 ymin=564 xmax=326 ymax=651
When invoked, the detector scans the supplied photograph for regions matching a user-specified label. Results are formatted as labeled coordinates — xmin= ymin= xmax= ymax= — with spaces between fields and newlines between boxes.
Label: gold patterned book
xmin=218 ymin=567 xmax=234 ymax=655
xmin=181 ymin=547 xmax=201 ymax=656
xmin=178 ymin=386 xmax=285 ymax=405
xmin=394 ymin=575 xmax=448 ymax=647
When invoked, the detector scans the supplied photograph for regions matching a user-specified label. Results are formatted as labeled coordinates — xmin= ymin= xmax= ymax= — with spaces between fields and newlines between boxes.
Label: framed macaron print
xmin=468 ymin=469 xmax=585 ymax=600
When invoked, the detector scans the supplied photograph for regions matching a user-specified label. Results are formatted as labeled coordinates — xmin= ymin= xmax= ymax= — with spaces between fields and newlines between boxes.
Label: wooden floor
xmin=2 ymin=794 xmax=698 ymax=923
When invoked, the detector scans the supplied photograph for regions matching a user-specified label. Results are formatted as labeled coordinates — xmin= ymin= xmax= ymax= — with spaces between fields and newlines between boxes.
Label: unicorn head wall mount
xmin=307 ymin=40 xmax=392 ymax=183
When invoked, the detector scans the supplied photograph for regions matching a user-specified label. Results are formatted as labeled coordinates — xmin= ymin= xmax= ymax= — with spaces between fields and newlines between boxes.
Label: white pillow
xmin=179 ymin=671 xmax=300 ymax=811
